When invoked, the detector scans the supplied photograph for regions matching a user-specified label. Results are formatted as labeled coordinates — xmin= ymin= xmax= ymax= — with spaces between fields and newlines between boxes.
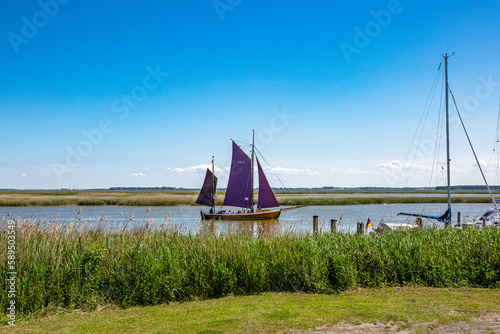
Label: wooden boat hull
xmin=201 ymin=209 xmax=281 ymax=220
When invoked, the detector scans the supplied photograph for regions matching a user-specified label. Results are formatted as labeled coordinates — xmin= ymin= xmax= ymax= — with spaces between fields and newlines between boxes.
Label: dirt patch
xmin=286 ymin=313 xmax=500 ymax=333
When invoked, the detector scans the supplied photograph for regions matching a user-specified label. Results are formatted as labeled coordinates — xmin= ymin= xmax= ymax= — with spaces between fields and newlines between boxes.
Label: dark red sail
xmin=196 ymin=168 xmax=217 ymax=207
xmin=223 ymin=141 xmax=252 ymax=208
xmin=257 ymin=158 xmax=279 ymax=208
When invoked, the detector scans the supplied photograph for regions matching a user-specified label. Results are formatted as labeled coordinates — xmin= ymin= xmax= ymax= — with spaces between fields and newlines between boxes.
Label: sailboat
xmin=398 ymin=53 xmax=454 ymax=224
xmin=399 ymin=54 xmax=500 ymax=226
xmin=196 ymin=131 xmax=282 ymax=220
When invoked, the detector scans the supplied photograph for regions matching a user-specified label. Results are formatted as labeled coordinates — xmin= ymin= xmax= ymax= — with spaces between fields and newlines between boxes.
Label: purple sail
xmin=257 ymin=158 xmax=280 ymax=208
xmin=196 ymin=168 xmax=218 ymax=207
xmin=223 ymin=141 xmax=252 ymax=208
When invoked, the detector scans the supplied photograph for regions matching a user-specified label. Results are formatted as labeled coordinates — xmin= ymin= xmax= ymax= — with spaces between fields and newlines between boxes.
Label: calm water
xmin=0 ymin=203 xmax=493 ymax=235
xmin=275 ymin=193 xmax=493 ymax=197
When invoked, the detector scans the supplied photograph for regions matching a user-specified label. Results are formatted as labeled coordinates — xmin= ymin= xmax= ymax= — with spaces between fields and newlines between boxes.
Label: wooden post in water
xmin=331 ymin=219 xmax=338 ymax=234
xmin=313 ymin=215 xmax=319 ymax=234
xmin=357 ymin=222 xmax=364 ymax=235
xmin=457 ymin=212 xmax=461 ymax=227
xmin=416 ymin=217 xmax=422 ymax=228
xmin=482 ymin=217 xmax=486 ymax=228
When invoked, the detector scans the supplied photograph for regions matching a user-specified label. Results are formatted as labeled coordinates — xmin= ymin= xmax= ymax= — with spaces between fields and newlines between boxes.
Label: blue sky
xmin=1 ymin=0 xmax=500 ymax=189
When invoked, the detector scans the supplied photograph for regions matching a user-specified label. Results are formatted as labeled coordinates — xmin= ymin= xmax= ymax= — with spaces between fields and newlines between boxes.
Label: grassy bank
xmin=0 ymin=190 xmax=496 ymax=206
xmin=3 ymin=288 xmax=500 ymax=333
xmin=1 ymin=221 xmax=499 ymax=323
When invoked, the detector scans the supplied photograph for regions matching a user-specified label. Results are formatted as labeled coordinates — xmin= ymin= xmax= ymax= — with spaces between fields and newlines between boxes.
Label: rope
xmin=496 ymin=97 xmax=500 ymax=184
xmin=397 ymin=63 xmax=442 ymax=187
xmin=420 ymin=69 xmax=446 ymax=215
xmin=449 ymin=86 xmax=500 ymax=217
xmin=254 ymin=147 xmax=301 ymax=205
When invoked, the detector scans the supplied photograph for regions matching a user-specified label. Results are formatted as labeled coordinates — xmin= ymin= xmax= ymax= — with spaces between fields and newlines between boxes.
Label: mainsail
xmin=223 ymin=141 xmax=253 ymax=208
xmin=195 ymin=168 xmax=218 ymax=207
xmin=398 ymin=209 xmax=451 ymax=223
xmin=257 ymin=158 xmax=279 ymax=208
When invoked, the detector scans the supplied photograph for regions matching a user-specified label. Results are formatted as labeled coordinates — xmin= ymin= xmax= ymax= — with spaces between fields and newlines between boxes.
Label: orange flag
xmin=366 ymin=218 xmax=372 ymax=229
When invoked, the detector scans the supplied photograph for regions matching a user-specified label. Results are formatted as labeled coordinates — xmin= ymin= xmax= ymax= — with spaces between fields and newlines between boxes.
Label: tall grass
xmin=1 ymin=218 xmax=499 ymax=322
xmin=278 ymin=196 xmax=493 ymax=206
xmin=0 ymin=190 xmax=494 ymax=206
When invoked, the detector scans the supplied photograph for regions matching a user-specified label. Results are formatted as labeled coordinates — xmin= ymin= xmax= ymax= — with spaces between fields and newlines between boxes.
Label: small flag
xmin=366 ymin=218 xmax=372 ymax=229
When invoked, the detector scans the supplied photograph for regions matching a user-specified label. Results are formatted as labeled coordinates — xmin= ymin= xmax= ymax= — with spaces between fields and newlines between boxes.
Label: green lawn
xmin=3 ymin=288 xmax=499 ymax=333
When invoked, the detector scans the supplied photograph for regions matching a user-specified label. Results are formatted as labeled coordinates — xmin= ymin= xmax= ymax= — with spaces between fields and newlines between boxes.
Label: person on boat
xmin=209 ymin=207 xmax=214 ymax=214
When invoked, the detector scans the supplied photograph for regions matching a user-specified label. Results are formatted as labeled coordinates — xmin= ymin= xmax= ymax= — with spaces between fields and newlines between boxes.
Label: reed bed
xmin=0 ymin=190 xmax=494 ymax=207
xmin=277 ymin=195 xmax=493 ymax=206
xmin=1 ymin=217 xmax=499 ymax=322
xmin=0 ymin=190 xmax=201 ymax=207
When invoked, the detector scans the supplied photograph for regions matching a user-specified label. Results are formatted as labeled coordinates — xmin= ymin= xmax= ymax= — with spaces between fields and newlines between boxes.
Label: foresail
xmin=223 ymin=141 xmax=252 ymax=208
xmin=196 ymin=168 xmax=218 ymax=207
xmin=257 ymin=158 xmax=279 ymax=208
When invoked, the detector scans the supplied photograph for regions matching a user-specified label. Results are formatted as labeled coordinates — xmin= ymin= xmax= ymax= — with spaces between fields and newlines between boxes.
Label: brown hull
xmin=201 ymin=209 xmax=281 ymax=220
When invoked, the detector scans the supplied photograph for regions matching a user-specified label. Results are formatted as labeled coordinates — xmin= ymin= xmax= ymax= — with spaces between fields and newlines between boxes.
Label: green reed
xmin=1 ymin=219 xmax=499 ymax=322
xmin=0 ymin=190 xmax=495 ymax=207
xmin=278 ymin=196 xmax=493 ymax=206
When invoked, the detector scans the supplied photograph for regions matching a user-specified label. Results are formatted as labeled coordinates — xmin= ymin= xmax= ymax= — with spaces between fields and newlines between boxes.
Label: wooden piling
xmin=416 ymin=217 xmax=422 ymax=227
xmin=357 ymin=222 xmax=364 ymax=235
xmin=313 ymin=215 xmax=319 ymax=234
xmin=331 ymin=219 xmax=337 ymax=234
xmin=457 ymin=212 xmax=461 ymax=227
xmin=482 ymin=217 xmax=486 ymax=228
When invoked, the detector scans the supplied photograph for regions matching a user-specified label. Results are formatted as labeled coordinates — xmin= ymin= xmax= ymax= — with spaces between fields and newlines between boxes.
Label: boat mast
xmin=250 ymin=130 xmax=255 ymax=212
xmin=212 ymin=155 xmax=215 ymax=212
xmin=444 ymin=52 xmax=454 ymax=221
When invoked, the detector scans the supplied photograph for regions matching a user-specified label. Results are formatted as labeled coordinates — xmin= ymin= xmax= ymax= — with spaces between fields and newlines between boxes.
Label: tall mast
xmin=211 ymin=155 xmax=215 ymax=211
xmin=444 ymin=52 xmax=454 ymax=221
xmin=250 ymin=130 xmax=255 ymax=212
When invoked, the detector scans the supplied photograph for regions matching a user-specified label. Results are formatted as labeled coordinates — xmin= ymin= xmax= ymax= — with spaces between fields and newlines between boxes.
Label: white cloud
xmin=144 ymin=167 xmax=150 ymax=171
xmin=21 ymin=173 xmax=27 ymax=177
xmin=167 ymin=164 xmax=229 ymax=175
xmin=329 ymin=167 xmax=371 ymax=175
xmin=167 ymin=164 xmax=371 ymax=178
xmin=127 ymin=172 xmax=145 ymax=177
xmin=264 ymin=166 xmax=320 ymax=175
xmin=378 ymin=159 xmax=430 ymax=171
xmin=378 ymin=160 xmax=403 ymax=170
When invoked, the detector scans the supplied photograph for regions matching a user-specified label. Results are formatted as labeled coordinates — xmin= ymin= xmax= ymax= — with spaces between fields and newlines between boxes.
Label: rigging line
xmin=421 ymin=69 xmax=445 ymax=215
xmin=449 ymin=87 xmax=500 ymax=217
xmin=484 ymin=146 xmax=496 ymax=175
xmin=254 ymin=147 xmax=299 ymax=204
xmin=232 ymin=140 xmax=252 ymax=150
xmin=428 ymin=70 xmax=446 ymax=188
xmin=496 ymin=97 xmax=500 ymax=184
xmin=406 ymin=66 xmax=442 ymax=187
xmin=483 ymin=96 xmax=500 ymax=176
xmin=397 ymin=63 xmax=442 ymax=187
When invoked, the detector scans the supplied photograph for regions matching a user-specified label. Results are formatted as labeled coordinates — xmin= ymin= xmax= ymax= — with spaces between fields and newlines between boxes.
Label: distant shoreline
xmin=0 ymin=189 xmax=497 ymax=207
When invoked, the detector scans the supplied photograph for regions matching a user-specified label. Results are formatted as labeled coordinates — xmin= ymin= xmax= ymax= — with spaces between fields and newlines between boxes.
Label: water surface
xmin=1 ymin=203 xmax=493 ymax=236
